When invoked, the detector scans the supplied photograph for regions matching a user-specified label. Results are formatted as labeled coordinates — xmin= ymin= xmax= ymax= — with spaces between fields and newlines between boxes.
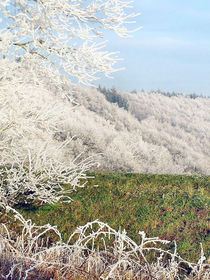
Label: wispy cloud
xmin=136 ymin=37 xmax=191 ymax=49
xmin=183 ymin=9 xmax=210 ymax=19
xmin=114 ymin=35 xmax=210 ymax=53
xmin=110 ymin=36 xmax=193 ymax=51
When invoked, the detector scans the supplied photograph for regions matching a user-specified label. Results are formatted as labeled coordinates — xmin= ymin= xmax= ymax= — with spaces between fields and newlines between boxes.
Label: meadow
xmin=8 ymin=172 xmax=209 ymax=263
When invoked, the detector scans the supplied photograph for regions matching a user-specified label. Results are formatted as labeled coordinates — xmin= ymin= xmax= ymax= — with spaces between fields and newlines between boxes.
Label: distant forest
xmin=98 ymin=85 xmax=209 ymax=102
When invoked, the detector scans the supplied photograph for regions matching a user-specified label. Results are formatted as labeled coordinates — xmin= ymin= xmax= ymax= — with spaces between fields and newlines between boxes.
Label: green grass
xmin=3 ymin=172 xmax=210 ymax=262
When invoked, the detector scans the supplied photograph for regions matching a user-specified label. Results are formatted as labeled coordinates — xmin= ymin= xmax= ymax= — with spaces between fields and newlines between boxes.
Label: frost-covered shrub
xmin=0 ymin=0 xmax=139 ymax=204
xmin=0 ymin=207 xmax=209 ymax=280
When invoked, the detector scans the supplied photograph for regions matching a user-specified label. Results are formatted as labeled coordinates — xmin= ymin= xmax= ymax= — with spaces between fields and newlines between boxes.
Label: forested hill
xmin=68 ymin=85 xmax=210 ymax=175
xmin=2 ymin=62 xmax=209 ymax=175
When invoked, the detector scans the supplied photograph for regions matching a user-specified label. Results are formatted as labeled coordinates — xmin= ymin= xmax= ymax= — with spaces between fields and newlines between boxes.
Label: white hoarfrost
xmin=0 ymin=59 xmax=96 ymax=205
xmin=0 ymin=207 xmax=209 ymax=279
xmin=60 ymin=86 xmax=210 ymax=175
xmin=0 ymin=0 xmax=139 ymax=204
xmin=0 ymin=0 xmax=140 ymax=85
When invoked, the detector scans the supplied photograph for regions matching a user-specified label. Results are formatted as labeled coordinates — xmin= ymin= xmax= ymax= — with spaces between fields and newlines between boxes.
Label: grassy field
xmin=5 ymin=172 xmax=209 ymax=262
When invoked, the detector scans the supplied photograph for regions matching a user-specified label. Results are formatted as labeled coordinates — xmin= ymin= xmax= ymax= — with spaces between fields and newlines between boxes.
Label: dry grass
xmin=0 ymin=206 xmax=209 ymax=280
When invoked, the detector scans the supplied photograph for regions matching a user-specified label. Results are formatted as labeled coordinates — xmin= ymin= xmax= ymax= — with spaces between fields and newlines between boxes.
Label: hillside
xmin=67 ymin=86 xmax=210 ymax=174
xmin=1 ymin=61 xmax=209 ymax=175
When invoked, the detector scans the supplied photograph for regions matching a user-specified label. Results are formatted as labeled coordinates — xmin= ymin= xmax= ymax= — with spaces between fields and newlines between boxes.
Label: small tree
xmin=0 ymin=0 xmax=139 ymax=205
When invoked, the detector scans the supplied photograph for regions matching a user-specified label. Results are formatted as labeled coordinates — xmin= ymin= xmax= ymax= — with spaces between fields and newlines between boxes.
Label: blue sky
xmin=96 ymin=0 xmax=210 ymax=96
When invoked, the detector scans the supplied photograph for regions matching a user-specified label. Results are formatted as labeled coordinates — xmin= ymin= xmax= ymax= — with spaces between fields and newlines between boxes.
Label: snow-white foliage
xmin=0 ymin=0 xmax=140 ymax=85
xmin=0 ymin=0 xmax=139 ymax=205
xmin=0 ymin=205 xmax=209 ymax=279
xmin=0 ymin=59 xmax=97 ymax=206
xmin=65 ymin=87 xmax=210 ymax=174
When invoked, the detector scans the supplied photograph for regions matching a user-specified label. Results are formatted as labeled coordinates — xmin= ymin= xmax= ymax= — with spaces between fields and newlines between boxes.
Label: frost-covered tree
xmin=0 ymin=0 xmax=139 ymax=85
xmin=0 ymin=0 xmax=139 ymax=205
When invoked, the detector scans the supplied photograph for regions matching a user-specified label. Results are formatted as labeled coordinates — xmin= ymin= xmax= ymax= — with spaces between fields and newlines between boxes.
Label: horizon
xmin=97 ymin=84 xmax=210 ymax=98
